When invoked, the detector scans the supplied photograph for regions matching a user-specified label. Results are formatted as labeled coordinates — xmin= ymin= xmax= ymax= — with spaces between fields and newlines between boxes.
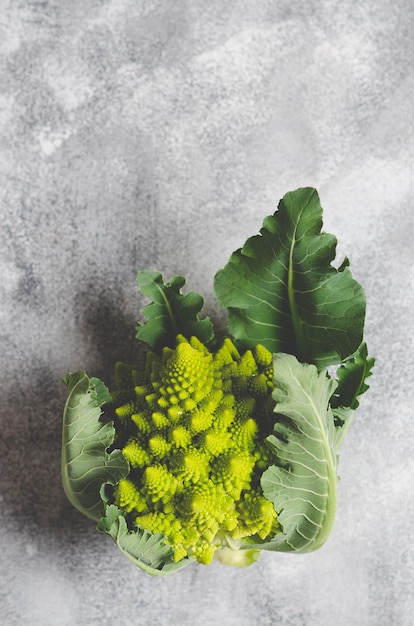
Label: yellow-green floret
xmin=111 ymin=335 xmax=279 ymax=564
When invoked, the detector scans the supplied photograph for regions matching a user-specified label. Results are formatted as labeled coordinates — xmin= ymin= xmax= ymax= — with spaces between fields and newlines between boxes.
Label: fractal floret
xmin=110 ymin=335 xmax=279 ymax=564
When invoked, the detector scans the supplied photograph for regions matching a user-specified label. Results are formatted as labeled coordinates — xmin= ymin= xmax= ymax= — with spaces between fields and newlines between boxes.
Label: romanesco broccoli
xmin=62 ymin=188 xmax=373 ymax=575
xmin=110 ymin=335 xmax=279 ymax=564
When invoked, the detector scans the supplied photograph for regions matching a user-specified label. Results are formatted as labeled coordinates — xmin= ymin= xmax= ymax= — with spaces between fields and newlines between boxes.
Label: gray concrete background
xmin=1 ymin=1 xmax=413 ymax=625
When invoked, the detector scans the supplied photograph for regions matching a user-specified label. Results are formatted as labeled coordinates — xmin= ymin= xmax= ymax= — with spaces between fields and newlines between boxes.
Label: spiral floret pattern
xmin=112 ymin=335 xmax=279 ymax=564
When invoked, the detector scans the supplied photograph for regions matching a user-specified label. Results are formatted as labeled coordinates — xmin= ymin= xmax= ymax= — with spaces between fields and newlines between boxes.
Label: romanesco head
xmin=112 ymin=335 xmax=279 ymax=564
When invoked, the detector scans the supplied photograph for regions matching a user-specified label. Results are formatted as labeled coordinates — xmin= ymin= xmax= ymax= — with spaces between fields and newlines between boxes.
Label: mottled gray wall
xmin=1 ymin=1 xmax=413 ymax=625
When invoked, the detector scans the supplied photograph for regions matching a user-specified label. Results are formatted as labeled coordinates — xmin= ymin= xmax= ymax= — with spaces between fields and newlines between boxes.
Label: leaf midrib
xmin=291 ymin=371 xmax=337 ymax=551
xmin=287 ymin=204 xmax=308 ymax=360
xmin=153 ymin=278 xmax=178 ymax=336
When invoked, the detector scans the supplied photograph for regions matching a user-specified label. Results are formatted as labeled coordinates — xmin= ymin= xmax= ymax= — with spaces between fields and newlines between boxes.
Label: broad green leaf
xmin=260 ymin=353 xmax=338 ymax=553
xmin=214 ymin=187 xmax=366 ymax=368
xmin=136 ymin=270 xmax=214 ymax=352
xmin=97 ymin=505 xmax=193 ymax=576
xmin=62 ymin=371 xmax=129 ymax=521
xmin=331 ymin=342 xmax=375 ymax=411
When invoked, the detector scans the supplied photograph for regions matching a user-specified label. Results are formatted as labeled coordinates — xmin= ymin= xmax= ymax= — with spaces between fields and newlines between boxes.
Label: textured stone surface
xmin=1 ymin=1 xmax=413 ymax=624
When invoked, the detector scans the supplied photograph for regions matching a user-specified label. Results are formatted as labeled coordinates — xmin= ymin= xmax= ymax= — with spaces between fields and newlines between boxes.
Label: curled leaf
xmin=97 ymin=505 xmax=192 ymax=576
xmin=136 ymin=270 xmax=214 ymax=353
xmin=331 ymin=342 xmax=375 ymax=411
xmin=261 ymin=353 xmax=338 ymax=552
xmin=61 ymin=371 xmax=129 ymax=521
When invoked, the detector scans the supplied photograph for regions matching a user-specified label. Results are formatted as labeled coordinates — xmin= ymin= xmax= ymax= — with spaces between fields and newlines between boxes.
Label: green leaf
xmin=214 ymin=187 xmax=366 ymax=368
xmin=331 ymin=405 xmax=355 ymax=451
xmin=136 ymin=270 xmax=214 ymax=352
xmin=61 ymin=371 xmax=129 ymax=521
xmin=260 ymin=353 xmax=338 ymax=553
xmin=331 ymin=342 xmax=375 ymax=410
xmin=330 ymin=342 xmax=374 ymax=449
xmin=97 ymin=505 xmax=193 ymax=576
